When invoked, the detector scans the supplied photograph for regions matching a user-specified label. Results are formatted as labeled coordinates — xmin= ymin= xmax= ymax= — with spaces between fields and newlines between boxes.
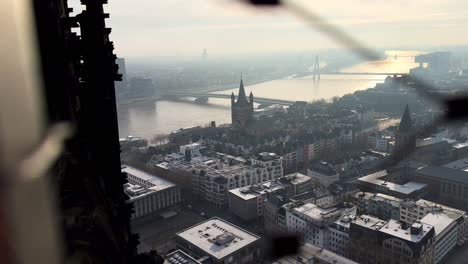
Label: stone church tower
xmin=231 ymin=78 xmax=254 ymax=129
xmin=395 ymin=104 xmax=416 ymax=154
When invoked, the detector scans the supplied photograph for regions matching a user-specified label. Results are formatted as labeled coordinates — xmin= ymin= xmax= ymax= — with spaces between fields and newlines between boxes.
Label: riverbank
xmin=117 ymin=73 xmax=388 ymax=138
xmin=116 ymin=74 xmax=286 ymax=106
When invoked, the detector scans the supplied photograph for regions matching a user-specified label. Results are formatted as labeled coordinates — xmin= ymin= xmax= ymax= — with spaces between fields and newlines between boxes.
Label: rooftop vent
xmin=410 ymin=223 xmax=423 ymax=235
xmin=214 ymin=232 xmax=235 ymax=246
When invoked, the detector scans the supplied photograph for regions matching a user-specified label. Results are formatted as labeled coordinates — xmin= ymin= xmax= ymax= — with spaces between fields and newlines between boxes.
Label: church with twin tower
xmin=231 ymin=77 xmax=254 ymax=130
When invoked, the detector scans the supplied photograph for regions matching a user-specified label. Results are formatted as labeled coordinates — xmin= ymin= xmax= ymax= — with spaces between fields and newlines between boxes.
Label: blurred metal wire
xmin=244 ymin=0 xmax=468 ymax=166
xmin=282 ymin=0 xmax=380 ymax=61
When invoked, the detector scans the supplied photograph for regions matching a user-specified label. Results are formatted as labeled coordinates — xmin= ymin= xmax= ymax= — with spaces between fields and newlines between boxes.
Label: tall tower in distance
xmin=231 ymin=77 xmax=254 ymax=130
xmin=313 ymin=55 xmax=320 ymax=80
xmin=202 ymin=48 xmax=208 ymax=60
xmin=395 ymin=104 xmax=416 ymax=155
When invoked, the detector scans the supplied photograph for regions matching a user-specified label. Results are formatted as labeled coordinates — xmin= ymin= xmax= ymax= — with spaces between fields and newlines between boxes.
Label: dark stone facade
xmin=231 ymin=78 xmax=254 ymax=130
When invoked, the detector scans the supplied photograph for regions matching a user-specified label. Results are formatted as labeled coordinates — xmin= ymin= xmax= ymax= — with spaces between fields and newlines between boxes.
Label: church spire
xmin=237 ymin=76 xmax=247 ymax=103
xmin=398 ymin=104 xmax=413 ymax=132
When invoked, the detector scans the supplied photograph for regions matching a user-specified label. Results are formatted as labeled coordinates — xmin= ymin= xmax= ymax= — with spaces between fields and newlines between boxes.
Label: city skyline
xmin=67 ymin=0 xmax=468 ymax=57
xmin=10 ymin=1 xmax=468 ymax=264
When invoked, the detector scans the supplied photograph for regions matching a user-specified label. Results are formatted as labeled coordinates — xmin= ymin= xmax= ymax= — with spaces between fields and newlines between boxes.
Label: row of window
xmin=442 ymin=182 xmax=468 ymax=199
xmin=133 ymin=188 xmax=180 ymax=218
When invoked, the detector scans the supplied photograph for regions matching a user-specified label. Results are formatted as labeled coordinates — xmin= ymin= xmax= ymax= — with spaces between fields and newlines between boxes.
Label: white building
xmin=350 ymin=192 xmax=402 ymax=220
xmin=250 ymin=152 xmax=283 ymax=182
xmin=192 ymin=164 xmax=248 ymax=207
xmin=278 ymin=172 xmax=313 ymax=196
xmin=180 ymin=142 xmax=202 ymax=160
xmin=400 ymin=199 xmax=468 ymax=263
xmin=400 ymin=199 xmax=468 ymax=240
xmin=339 ymin=129 xmax=354 ymax=145
xmin=307 ymin=161 xmax=340 ymax=187
xmin=349 ymin=215 xmax=435 ymax=264
xmin=285 ymin=202 xmax=356 ymax=248
xmin=254 ymin=104 xmax=284 ymax=118
xmin=328 ymin=215 xmax=354 ymax=258
xmin=281 ymin=151 xmax=297 ymax=171
xmin=191 ymin=152 xmax=283 ymax=207
xmin=176 ymin=217 xmax=261 ymax=264
xmin=228 ymin=181 xmax=286 ymax=221
xmin=291 ymin=188 xmax=334 ymax=208
xmin=122 ymin=166 xmax=181 ymax=219
xmin=375 ymin=137 xmax=389 ymax=152
xmin=357 ymin=170 xmax=427 ymax=199
xmin=165 ymin=152 xmax=185 ymax=162
xmin=368 ymin=132 xmax=392 ymax=152
xmin=357 ymin=108 xmax=374 ymax=124
xmin=420 ymin=212 xmax=459 ymax=263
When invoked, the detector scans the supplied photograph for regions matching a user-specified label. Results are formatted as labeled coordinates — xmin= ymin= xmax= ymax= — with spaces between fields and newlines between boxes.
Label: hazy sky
xmin=73 ymin=0 xmax=468 ymax=57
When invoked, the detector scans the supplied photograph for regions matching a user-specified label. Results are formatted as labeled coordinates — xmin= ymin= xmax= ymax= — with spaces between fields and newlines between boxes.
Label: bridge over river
xmin=154 ymin=91 xmax=296 ymax=106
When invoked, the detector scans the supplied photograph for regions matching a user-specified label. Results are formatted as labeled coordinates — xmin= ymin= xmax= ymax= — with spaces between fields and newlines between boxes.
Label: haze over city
xmin=7 ymin=1 xmax=468 ymax=264
xmin=69 ymin=0 xmax=468 ymax=57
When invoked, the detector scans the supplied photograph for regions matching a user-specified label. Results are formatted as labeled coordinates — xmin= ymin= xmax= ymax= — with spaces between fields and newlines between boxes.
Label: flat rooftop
xmin=416 ymin=165 xmax=468 ymax=184
xmin=228 ymin=188 xmax=257 ymax=200
xmin=291 ymin=188 xmax=331 ymax=202
xmin=443 ymin=157 xmax=468 ymax=171
xmin=415 ymin=199 xmax=465 ymax=217
xmin=380 ymin=219 xmax=433 ymax=243
xmin=156 ymin=162 xmax=170 ymax=170
xmin=334 ymin=214 xmax=355 ymax=228
xmin=309 ymin=161 xmax=338 ymax=176
xmin=229 ymin=181 xmax=286 ymax=200
xmin=353 ymin=215 xmax=433 ymax=243
xmin=353 ymin=215 xmax=387 ymax=230
xmin=453 ymin=142 xmax=468 ymax=149
xmin=370 ymin=193 xmax=402 ymax=207
xmin=205 ymin=164 xmax=248 ymax=179
xmin=398 ymin=160 xmax=428 ymax=170
xmin=166 ymin=153 xmax=185 ymax=160
xmin=420 ymin=213 xmax=457 ymax=240
xmin=176 ymin=217 xmax=259 ymax=260
xmin=282 ymin=173 xmax=311 ymax=185
xmin=255 ymin=152 xmax=281 ymax=161
xmin=292 ymin=203 xmax=354 ymax=225
xmin=358 ymin=170 xmax=427 ymax=195
xmin=122 ymin=166 xmax=175 ymax=192
xmin=180 ymin=142 xmax=201 ymax=148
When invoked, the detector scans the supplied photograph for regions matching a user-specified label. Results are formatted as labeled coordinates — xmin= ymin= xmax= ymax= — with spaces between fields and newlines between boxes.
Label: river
xmin=117 ymin=51 xmax=422 ymax=139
